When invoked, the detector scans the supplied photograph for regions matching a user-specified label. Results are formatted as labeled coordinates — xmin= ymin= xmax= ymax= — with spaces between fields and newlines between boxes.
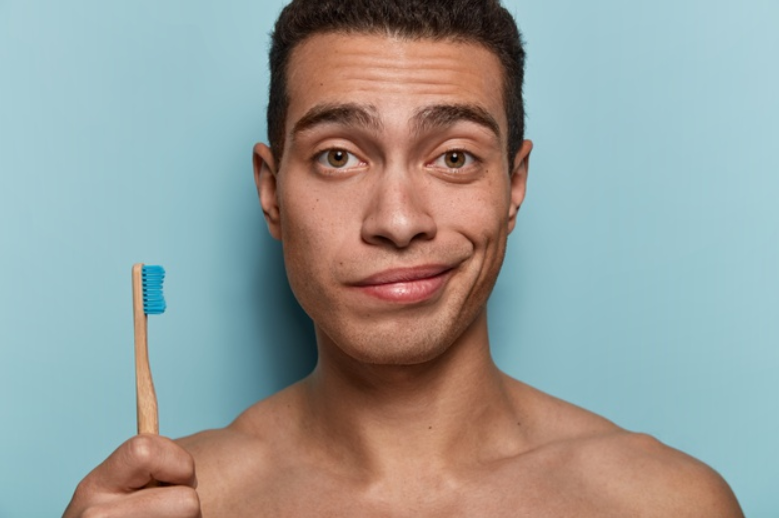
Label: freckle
xmin=428 ymin=426 xmax=433 ymax=430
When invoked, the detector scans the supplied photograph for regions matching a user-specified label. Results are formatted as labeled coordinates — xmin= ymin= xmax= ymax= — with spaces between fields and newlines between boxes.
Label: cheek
xmin=277 ymin=185 xmax=321 ymax=279
xmin=441 ymin=179 xmax=511 ymax=243
xmin=279 ymin=215 xmax=332 ymax=319
xmin=277 ymin=185 xmax=353 ymax=304
xmin=278 ymin=176 xmax=331 ymax=245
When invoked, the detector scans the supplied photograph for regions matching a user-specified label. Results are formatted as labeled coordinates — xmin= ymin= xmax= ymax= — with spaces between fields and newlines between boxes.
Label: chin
xmin=319 ymin=312 xmax=469 ymax=367
xmin=347 ymin=338 xmax=447 ymax=366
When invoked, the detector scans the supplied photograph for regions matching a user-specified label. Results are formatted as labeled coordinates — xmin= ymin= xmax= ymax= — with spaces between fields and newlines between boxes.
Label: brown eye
xmin=444 ymin=151 xmax=467 ymax=168
xmin=317 ymin=148 xmax=361 ymax=170
xmin=327 ymin=149 xmax=349 ymax=167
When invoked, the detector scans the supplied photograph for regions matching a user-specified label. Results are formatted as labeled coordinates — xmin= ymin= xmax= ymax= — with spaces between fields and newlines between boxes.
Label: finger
xmin=83 ymin=485 xmax=201 ymax=518
xmin=93 ymin=435 xmax=197 ymax=491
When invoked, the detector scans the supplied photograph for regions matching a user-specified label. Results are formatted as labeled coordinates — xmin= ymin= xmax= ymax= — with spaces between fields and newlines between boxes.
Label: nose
xmin=360 ymin=169 xmax=436 ymax=249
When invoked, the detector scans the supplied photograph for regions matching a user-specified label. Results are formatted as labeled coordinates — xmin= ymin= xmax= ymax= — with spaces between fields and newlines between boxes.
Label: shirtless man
xmin=64 ymin=0 xmax=744 ymax=516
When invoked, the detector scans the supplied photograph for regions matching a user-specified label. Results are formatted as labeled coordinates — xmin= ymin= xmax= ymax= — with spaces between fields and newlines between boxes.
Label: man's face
xmin=256 ymin=33 xmax=531 ymax=365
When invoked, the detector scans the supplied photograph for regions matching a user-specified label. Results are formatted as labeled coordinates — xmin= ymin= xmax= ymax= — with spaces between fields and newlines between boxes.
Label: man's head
xmin=267 ymin=0 xmax=525 ymax=165
xmin=254 ymin=0 xmax=532 ymax=366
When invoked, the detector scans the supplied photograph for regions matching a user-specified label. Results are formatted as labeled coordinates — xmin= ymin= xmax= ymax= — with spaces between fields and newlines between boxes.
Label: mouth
xmin=351 ymin=265 xmax=454 ymax=304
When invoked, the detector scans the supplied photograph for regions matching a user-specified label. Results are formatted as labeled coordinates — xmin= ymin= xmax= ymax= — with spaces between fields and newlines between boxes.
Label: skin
xmin=63 ymin=33 xmax=744 ymax=517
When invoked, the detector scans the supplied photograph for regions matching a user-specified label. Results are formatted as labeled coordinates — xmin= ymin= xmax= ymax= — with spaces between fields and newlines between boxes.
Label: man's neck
xmin=299 ymin=310 xmax=529 ymax=478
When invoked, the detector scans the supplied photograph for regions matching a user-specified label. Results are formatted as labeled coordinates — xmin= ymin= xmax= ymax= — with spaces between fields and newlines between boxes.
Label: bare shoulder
xmin=506 ymin=379 xmax=743 ymax=517
xmin=175 ymin=383 xmax=306 ymax=516
xmin=176 ymin=388 xmax=293 ymax=461
xmin=577 ymin=430 xmax=744 ymax=517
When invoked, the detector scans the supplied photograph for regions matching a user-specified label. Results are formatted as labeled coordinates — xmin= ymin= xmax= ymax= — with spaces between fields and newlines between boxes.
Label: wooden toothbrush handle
xmin=132 ymin=263 xmax=159 ymax=435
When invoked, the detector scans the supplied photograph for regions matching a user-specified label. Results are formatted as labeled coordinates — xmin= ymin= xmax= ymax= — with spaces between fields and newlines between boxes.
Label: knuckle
xmin=73 ymin=477 xmax=93 ymax=498
xmin=68 ymin=478 xmax=100 ymax=511
xmin=172 ymin=486 xmax=201 ymax=516
xmin=125 ymin=434 xmax=157 ymax=464
xmin=181 ymin=451 xmax=196 ymax=477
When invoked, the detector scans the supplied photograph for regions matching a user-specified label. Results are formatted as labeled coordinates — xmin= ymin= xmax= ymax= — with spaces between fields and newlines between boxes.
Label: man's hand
xmin=63 ymin=434 xmax=201 ymax=518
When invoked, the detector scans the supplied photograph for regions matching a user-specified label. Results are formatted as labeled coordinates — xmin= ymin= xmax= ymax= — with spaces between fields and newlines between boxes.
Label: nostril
xmin=360 ymin=174 xmax=437 ymax=248
xmin=361 ymin=208 xmax=437 ymax=249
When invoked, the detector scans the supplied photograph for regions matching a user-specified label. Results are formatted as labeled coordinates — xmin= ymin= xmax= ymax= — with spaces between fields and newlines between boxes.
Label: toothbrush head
xmin=141 ymin=265 xmax=166 ymax=315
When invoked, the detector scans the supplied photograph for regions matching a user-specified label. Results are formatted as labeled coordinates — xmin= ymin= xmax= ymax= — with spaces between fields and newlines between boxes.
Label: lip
xmin=351 ymin=265 xmax=453 ymax=304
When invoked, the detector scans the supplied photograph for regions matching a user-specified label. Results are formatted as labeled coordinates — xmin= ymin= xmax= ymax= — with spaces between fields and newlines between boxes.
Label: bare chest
xmin=201 ymin=465 xmax=627 ymax=518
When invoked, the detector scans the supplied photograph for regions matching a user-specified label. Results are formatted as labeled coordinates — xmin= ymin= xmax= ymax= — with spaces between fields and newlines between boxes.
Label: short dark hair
xmin=267 ymin=0 xmax=526 ymax=166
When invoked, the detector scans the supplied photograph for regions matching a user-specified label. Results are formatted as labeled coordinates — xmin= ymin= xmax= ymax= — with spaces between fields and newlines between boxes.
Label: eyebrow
xmin=290 ymin=102 xmax=502 ymax=143
xmin=291 ymin=103 xmax=382 ymax=139
xmin=412 ymin=104 xmax=501 ymax=141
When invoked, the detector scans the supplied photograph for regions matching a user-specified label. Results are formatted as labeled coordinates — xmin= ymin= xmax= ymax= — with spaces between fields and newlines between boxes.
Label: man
xmin=64 ymin=0 xmax=744 ymax=516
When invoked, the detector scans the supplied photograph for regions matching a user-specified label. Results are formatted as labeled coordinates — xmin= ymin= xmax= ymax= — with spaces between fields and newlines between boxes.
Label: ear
xmin=253 ymin=143 xmax=282 ymax=240
xmin=507 ymin=139 xmax=532 ymax=234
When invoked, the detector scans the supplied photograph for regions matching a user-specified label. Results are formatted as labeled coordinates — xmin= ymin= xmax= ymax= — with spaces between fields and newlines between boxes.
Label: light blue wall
xmin=0 ymin=1 xmax=776 ymax=516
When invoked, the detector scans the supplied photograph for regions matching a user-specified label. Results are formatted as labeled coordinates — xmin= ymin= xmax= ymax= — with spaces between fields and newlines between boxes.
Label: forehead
xmin=284 ymin=32 xmax=507 ymax=137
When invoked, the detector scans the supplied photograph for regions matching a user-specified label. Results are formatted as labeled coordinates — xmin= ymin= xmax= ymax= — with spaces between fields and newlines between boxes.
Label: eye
xmin=316 ymin=148 xmax=362 ymax=169
xmin=433 ymin=150 xmax=476 ymax=170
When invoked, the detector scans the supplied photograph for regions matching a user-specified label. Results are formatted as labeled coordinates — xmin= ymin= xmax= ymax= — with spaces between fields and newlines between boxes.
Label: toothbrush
xmin=131 ymin=263 xmax=166 ymax=435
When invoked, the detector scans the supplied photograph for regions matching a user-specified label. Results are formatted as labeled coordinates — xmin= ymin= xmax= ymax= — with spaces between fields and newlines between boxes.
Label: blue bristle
xmin=142 ymin=265 xmax=166 ymax=315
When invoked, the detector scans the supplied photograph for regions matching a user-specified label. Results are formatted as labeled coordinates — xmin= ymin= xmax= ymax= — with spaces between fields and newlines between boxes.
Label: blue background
xmin=1 ymin=1 xmax=777 ymax=516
